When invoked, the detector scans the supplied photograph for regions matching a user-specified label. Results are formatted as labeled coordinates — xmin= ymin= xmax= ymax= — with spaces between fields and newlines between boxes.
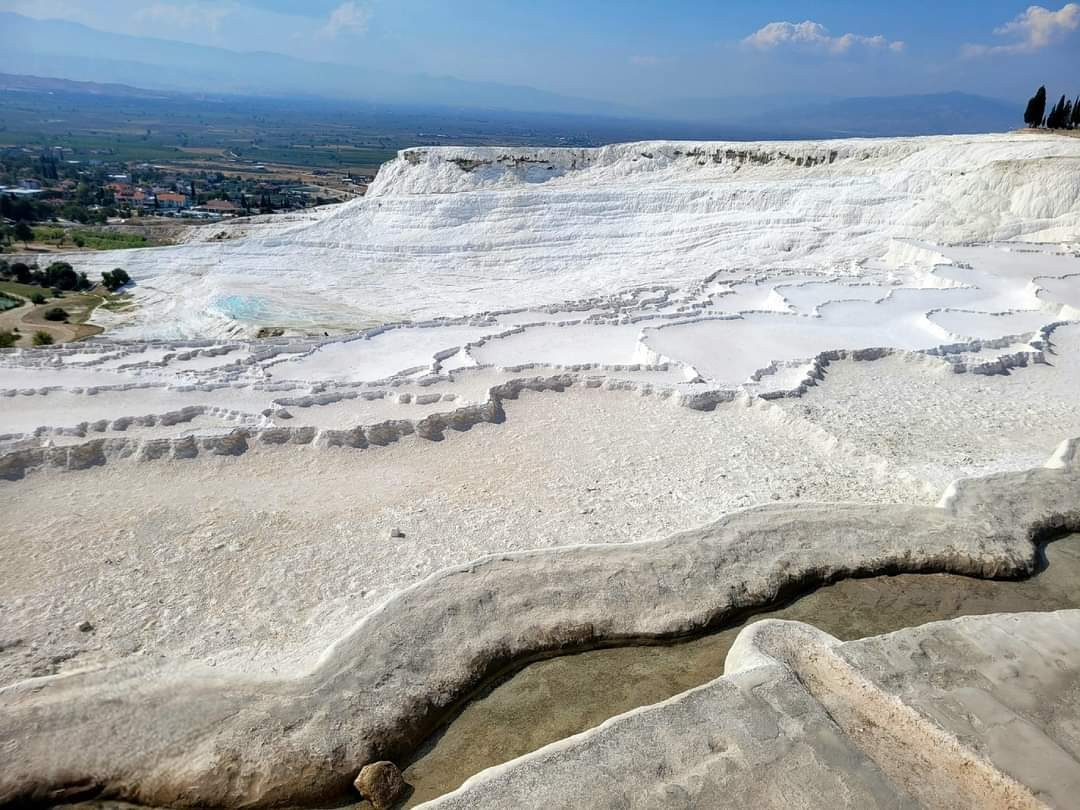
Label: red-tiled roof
xmin=200 ymin=199 xmax=239 ymax=211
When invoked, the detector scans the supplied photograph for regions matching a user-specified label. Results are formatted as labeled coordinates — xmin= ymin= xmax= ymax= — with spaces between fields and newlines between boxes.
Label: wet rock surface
xmin=432 ymin=611 xmax=1080 ymax=809
xmin=397 ymin=532 xmax=1080 ymax=806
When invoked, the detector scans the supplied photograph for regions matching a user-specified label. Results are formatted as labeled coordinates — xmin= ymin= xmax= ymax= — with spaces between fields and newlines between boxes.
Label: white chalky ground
xmin=1 ymin=132 xmax=1079 ymax=685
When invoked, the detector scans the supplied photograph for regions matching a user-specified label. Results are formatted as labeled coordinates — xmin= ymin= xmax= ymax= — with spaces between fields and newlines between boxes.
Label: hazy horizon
xmin=1 ymin=1 xmax=1077 ymax=118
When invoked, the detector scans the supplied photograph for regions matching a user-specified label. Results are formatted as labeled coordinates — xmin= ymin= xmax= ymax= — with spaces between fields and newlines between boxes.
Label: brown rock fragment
xmin=354 ymin=760 xmax=406 ymax=809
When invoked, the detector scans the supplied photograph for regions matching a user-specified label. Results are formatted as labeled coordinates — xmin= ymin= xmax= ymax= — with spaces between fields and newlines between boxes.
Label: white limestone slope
xmin=7 ymin=135 xmax=1069 ymax=457
xmin=3 ymin=133 xmax=1079 ymax=469
xmin=3 ymin=134 xmax=1080 ymax=806
xmin=59 ymin=133 xmax=1080 ymax=340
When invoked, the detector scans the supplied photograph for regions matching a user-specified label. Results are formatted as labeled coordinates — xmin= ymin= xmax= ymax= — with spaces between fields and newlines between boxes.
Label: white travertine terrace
xmin=1 ymin=131 xmax=1080 ymax=808
xmin=33 ymin=132 xmax=1080 ymax=340
xmin=2 ymin=133 xmax=1076 ymax=461
xmin=1 ymin=239 xmax=1078 ymax=461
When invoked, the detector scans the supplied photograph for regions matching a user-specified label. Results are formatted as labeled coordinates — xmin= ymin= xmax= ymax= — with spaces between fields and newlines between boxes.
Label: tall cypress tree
xmin=1024 ymin=85 xmax=1047 ymax=127
xmin=1048 ymin=95 xmax=1068 ymax=129
xmin=1072 ymin=96 xmax=1080 ymax=129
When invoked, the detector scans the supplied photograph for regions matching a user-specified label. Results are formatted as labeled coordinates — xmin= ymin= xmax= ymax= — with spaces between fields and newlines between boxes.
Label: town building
xmin=155 ymin=192 xmax=189 ymax=210
xmin=192 ymin=199 xmax=241 ymax=217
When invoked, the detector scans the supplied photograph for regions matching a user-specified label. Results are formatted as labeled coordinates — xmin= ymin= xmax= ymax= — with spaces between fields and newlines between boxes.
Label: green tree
xmin=1024 ymin=86 xmax=1047 ymax=128
xmin=1047 ymin=95 xmax=1071 ymax=129
xmin=10 ymin=262 xmax=31 ymax=283
xmin=102 ymin=268 xmax=131 ymax=291
xmin=14 ymin=221 xmax=32 ymax=246
xmin=43 ymin=307 xmax=69 ymax=322
xmin=59 ymin=203 xmax=92 ymax=224
xmin=43 ymin=261 xmax=79 ymax=291
xmin=0 ymin=330 xmax=16 ymax=348
xmin=30 ymin=292 xmax=46 ymax=305
xmin=32 ymin=330 xmax=54 ymax=346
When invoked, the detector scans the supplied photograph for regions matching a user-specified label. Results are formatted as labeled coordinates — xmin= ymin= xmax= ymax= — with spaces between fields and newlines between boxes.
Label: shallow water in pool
xmin=393 ymin=533 xmax=1080 ymax=807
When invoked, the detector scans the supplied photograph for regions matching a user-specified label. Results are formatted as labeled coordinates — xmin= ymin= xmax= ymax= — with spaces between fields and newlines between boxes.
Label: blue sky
xmin=2 ymin=1 xmax=1077 ymax=103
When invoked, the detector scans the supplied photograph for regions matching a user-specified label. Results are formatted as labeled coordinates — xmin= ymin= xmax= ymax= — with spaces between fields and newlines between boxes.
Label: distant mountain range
xmin=743 ymin=92 xmax=1020 ymax=137
xmin=654 ymin=92 xmax=1019 ymax=136
xmin=0 ymin=72 xmax=173 ymax=99
xmin=0 ymin=12 xmax=622 ymax=117
xmin=0 ymin=11 xmax=1023 ymax=137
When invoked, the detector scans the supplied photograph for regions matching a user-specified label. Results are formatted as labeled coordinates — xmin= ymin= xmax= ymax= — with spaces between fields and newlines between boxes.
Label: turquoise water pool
xmin=211 ymin=294 xmax=269 ymax=321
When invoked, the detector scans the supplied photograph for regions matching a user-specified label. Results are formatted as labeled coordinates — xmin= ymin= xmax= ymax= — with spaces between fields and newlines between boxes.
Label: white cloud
xmin=965 ymin=3 xmax=1080 ymax=56
xmin=743 ymin=20 xmax=904 ymax=54
xmin=319 ymin=1 xmax=369 ymax=39
xmin=135 ymin=2 xmax=233 ymax=32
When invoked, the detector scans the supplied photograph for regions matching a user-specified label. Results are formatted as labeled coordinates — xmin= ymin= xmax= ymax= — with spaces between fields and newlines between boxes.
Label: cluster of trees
xmin=1024 ymin=86 xmax=1080 ymax=129
xmin=0 ymin=259 xmax=130 ymax=294
xmin=1 ymin=259 xmax=90 ymax=291
xmin=54 ymin=202 xmax=109 ymax=225
xmin=101 ymin=268 xmax=131 ymax=291
xmin=0 ymin=201 xmax=108 ymax=229
xmin=0 ymin=221 xmax=42 ymax=251
xmin=0 ymin=206 xmax=107 ymax=255
xmin=11 ymin=222 xmax=34 ymax=247
xmin=0 ymin=195 xmax=53 ymax=225
xmin=0 ymin=260 xmax=93 ymax=292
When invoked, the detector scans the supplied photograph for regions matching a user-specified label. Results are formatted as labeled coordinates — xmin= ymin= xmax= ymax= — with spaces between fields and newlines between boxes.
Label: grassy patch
xmin=99 ymin=290 xmax=135 ymax=309
xmin=72 ymin=230 xmax=150 ymax=250
xmin=57 ymin=294 xmax=105 ymax=325
xmin=0 ymin=280 xmax=47 ymax=300
xmin=31 ymin=225 xmax=67 ymax=243
xmin=30 ymin=227 xmax=151 ymax=250
xmin=0 ymin=294 xmax=21 ymax=311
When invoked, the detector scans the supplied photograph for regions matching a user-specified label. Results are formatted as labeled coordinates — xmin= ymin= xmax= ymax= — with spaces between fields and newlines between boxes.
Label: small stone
xmin=389 ymin=528 xmax=405 ymax=539
xmin=354 ymin=761 xmax=406 ymax=809
xmin=76 ymin=621 xmax=94 ymax=633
